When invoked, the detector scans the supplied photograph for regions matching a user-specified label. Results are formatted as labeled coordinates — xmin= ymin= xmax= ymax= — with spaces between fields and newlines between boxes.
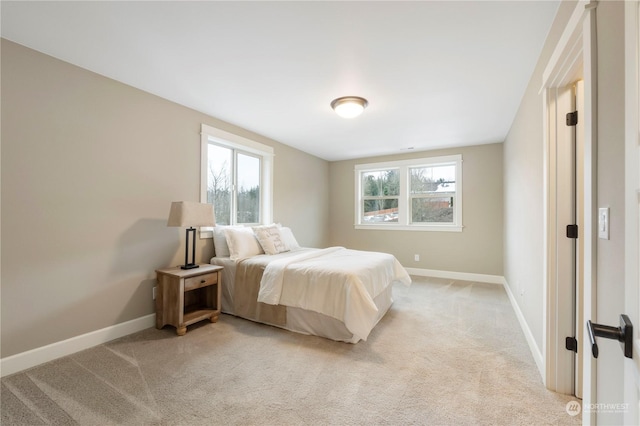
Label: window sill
xmin=355 ymin=224 xmax=463 ymax=232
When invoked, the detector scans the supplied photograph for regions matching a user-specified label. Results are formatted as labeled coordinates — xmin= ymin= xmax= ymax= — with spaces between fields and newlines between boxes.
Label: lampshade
xmin=330 ymin=96 xmax=368 ymax=119
xmin=167 ymin=201 xmax=216 ymax=227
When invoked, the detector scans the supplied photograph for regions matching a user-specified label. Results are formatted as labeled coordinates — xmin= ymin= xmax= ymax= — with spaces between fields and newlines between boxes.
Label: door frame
xmin=541 ymin=0 xmax=597 ymax=421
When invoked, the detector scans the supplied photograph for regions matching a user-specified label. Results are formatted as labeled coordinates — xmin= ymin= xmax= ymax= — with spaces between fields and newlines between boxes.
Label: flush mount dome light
xmin=330 ymin=96 xmax=368 ymax=119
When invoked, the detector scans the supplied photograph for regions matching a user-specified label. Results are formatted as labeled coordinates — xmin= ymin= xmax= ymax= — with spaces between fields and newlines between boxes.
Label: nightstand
xmin=155 ymin=264 xmax=223 ymax=336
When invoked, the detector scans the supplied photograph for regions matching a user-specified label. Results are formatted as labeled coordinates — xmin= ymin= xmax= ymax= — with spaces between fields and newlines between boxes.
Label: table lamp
xmin=167 ymin=201 xmax=216 ymax=269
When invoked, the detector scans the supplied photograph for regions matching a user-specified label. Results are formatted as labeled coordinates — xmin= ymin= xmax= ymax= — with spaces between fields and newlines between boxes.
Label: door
xmin=623 ymin=1 xmax=640 ymax=424
xmin=588 ymin=1 xmax=640 ymax=424
xmin=545 ymin=82 xmax=584 ymax=395
xmin=587 ymin=2 xmax=640 ymax=424
xmin=547 ymin=82 xmax=583 ymax=396
xmin=566 ymin=81 xmax=585 ymax=400
xmin=561 ymin=81 xmax=585 ymax=399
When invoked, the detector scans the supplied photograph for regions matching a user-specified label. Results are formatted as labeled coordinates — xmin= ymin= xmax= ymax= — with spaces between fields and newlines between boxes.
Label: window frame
xmin=200 ymin=124 xmax=274 ymax=238
xmin=354 ymin=154 xmax=463 ymax=232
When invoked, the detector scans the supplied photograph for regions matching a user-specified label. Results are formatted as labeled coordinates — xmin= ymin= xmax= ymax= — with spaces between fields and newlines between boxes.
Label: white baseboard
xmin=501 ymin=278 xmax=544 ymax=377
xmin=404 ymin=267 xmax=504 ymax=284
xmin=0 ymin=314 xmax=155 ymax=378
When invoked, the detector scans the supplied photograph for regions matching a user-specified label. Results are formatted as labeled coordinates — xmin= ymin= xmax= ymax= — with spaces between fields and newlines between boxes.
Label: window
xmin=200 ymin=124 xmax=273 ymax=236
xmin=409 ymin=163 xmax=456 ymax=224
xmin=355 ymin=154 xmax=462 ymax=231
xmin=361 ymin=169 xmax=400 ymax=223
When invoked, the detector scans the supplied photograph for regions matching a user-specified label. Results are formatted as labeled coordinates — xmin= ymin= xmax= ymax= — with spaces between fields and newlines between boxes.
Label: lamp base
xmin=180 ymin=263 xmax=199 ymax=270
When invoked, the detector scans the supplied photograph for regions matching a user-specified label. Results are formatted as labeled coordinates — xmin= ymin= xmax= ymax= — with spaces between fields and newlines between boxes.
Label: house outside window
xmin=200 ymin=124 xmax=273 ymax=236
xmin=355 ymin=154 xmax=462 ymax=232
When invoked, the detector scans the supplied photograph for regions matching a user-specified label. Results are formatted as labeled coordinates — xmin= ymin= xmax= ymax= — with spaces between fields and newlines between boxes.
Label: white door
xmin=565 ymin=81 xmax=585 ymax=400
xmin=548 ymin=81 xmax=583 ymax=396
xmin=587 ymin=3 xmax=640 ymax=424
xmin=623 ymin=2 xmax=640 ymax=424
xmin=555 ymin=83 xmax=577 ymax=395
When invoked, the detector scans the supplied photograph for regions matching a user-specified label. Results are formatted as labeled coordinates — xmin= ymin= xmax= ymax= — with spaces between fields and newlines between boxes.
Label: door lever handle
xmin=586 ymin=314 xmax=633 ymax=359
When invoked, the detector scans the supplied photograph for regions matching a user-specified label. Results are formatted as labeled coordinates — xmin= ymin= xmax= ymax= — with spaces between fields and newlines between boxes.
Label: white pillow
xmin=212 ymin=225 xmax=243 ymax=257
xmin=253 ymin=225 xmax=288 ymax=255
xmin=279 ymin=227 xmax=300 ymax=250
xmin=224 ymin=227 xmax=264 ymax=260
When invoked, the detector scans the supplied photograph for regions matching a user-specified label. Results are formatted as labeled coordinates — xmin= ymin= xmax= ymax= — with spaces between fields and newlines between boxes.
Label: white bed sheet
xmin=211 ymin=247 xmax=410 ymax=343
xmin=258 ymin=247 xmax=410 ymax=340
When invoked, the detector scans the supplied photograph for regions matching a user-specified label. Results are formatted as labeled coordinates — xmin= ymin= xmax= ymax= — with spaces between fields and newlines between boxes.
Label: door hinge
xmin=566 ymin=336 xmax=578 ymax=353
xmin=566 ymin=111 xmax=578 ymax=126
xmin=566 ymin=224 xmax=578 ymax=239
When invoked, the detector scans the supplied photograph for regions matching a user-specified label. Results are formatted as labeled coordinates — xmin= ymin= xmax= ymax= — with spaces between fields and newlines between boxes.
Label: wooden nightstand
xmin=155 ymin=264 xmax=223 ymax=336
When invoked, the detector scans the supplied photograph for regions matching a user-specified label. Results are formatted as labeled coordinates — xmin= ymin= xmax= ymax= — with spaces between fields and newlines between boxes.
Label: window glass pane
xmin=236 ymin=153 xmax=260 ymax=224
xmin=362 ymin=170 xmax=399 ymax=197
xmin=412 ymin=197 xmax=453 ymax=223
xmin=207 ymin=144 xmax=232 ymax=225
xmin=410 ymin=165 xmax=456 ymax=194
xmin=363 ymin=199 xmax=399 ymax=223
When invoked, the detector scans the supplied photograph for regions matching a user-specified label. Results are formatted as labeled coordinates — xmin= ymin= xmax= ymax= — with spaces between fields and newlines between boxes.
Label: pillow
xmin=212 ymin=225 xmax=243 ymax=257
xmin=253 ymin=225 xmax=288 ymax=255
xmin=224 ymin=227 xmax=264 ymax=260
xmin=279 ymin=227 xmax=300 ymax=250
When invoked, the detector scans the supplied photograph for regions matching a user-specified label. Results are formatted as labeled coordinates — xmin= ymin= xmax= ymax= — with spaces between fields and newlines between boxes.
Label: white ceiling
xmin=1 ymin=1 xmax=559 ymax=161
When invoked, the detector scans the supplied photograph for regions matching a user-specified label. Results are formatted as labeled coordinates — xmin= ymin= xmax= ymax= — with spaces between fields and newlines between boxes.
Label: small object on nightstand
xmin=166 ymin=201 xmax=216 ymax=270
xmin=155 ymin=264 xmax=223 ymax=335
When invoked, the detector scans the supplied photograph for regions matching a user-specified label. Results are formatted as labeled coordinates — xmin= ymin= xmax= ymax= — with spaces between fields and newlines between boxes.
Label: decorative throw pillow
xmin=224 ymin=227 xmax=264 ymax=260
xmin=279 ymin=227 xmax=300 ymax=250
xmin=253 ymin=224 xmax=288 ymax=255
xmin=212 ymin=225 xmax=243 ymax=257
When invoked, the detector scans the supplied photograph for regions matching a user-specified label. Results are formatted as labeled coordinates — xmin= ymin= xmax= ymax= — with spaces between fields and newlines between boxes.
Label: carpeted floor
xmin=1 ymin=276 xmax=582 ymax=425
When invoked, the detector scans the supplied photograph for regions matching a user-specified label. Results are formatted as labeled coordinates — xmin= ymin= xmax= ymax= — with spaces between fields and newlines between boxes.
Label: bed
xmin=210 ymin=225 xmax=411 ymax=343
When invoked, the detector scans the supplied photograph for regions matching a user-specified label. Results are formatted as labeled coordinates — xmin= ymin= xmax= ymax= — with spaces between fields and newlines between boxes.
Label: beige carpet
xmin=1 ymin=276 xmax=581 ymax=425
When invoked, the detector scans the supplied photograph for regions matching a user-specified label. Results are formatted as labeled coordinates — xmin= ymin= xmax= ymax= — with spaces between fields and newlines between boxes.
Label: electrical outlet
xmin=414 ymin=254 xmax=420 ymax=262
xmin=153 ymin=286 xmax=157 ymax=300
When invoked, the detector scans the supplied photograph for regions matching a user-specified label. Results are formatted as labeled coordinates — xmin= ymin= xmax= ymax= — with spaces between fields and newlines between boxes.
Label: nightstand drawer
xmin=184 ymin=272 xmax=218 ymax=292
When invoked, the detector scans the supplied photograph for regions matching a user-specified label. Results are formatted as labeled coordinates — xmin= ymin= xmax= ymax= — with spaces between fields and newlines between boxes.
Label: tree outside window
xmin=207 ymin=144 xmax=261 ymax=226
xmin=362 ymin=169 xmax=400 ymax=223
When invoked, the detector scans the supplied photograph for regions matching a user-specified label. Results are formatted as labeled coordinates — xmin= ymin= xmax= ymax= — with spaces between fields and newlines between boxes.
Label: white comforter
xmin=258 ymin=247 xmax=411 ymax=341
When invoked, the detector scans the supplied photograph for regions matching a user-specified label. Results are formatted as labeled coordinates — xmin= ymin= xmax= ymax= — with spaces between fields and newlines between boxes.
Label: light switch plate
xmin=598 ymin=207 xmax=610 ymax=240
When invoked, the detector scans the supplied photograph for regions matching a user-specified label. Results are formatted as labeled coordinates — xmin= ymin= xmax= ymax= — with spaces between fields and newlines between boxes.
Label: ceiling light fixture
xmin=330 ymin=96 xmax=368 ymax=119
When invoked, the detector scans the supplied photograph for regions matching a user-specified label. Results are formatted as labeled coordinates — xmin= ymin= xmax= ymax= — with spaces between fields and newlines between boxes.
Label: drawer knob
xmin=201 ymin=279 xmax=206 ymax=284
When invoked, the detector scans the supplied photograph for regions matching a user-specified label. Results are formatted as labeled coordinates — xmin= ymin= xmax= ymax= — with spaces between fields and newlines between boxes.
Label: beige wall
xmin=328 ymin=143 xmax=503 ymax=275
xmin=503 ymin=0 xmax=576 ymax=354
xmin=0 ymin=40 xmax=329 ymax=358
